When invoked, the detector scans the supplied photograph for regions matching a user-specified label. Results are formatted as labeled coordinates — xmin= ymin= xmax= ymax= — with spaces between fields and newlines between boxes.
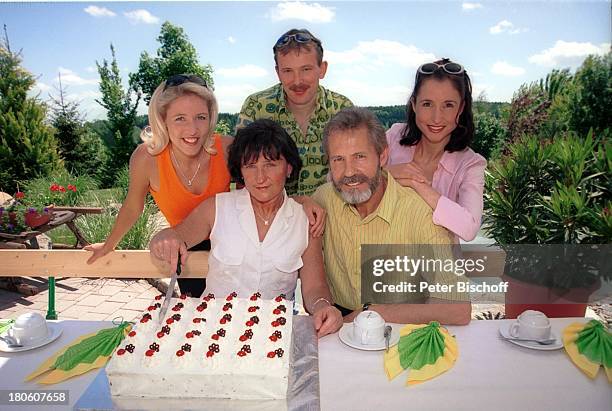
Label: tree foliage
xmin=505 ymin=53 xmax=610 ymax=147
xmin=96 ymin=44 xmax=141 ymax=187
xmin=366 ymin=105 xmax=405 ymax=128
xmin=506 ymin=69 xmax=574 ymax=143
xmin=49 ymin=74 xmax=107 ymax=179
xmin=129 ymin=21 xmax=214 ymax=104
xmin=0 ymin=36 xmax=61 ymax=191
xmin=567 ymin=53 xmax=612 ymax=136
xmin=506 ymin=82 xmax=550 ymax=143
xmin=472 ymin=111 xmax=506 ymax=159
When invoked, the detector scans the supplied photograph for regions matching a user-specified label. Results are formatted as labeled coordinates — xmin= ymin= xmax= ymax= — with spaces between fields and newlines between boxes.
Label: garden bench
xmin=0 ymin=207 xmax=102 ymax=295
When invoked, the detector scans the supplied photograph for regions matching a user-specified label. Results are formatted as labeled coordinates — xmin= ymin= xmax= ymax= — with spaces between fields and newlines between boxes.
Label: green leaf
xmin=52 ymin=322 xmax=129 ymax=372
xmin=397 ymin=322 xmax=446 ymax=370
xmin=0 ymin=319 xmax=15 ymax=335
xmin=575 ymin=320 xmax=612 ymax=368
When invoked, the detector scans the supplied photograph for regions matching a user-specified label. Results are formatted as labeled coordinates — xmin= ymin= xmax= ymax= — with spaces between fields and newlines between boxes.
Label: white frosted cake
xmin=106 ymin=291 xmax=293 ymax=400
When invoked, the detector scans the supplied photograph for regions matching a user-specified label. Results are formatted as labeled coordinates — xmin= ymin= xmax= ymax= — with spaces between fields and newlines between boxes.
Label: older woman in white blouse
xmin=150 ymin=119 xmax=342 ymax=337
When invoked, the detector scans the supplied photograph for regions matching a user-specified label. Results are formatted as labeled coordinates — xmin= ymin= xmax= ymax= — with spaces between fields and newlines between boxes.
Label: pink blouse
xmin=386 ymin=123 xmax=487 ymax=242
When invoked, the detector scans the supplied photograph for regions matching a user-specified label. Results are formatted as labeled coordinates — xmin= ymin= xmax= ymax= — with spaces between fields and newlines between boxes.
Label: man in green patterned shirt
xmin=237 ymin=28 xmax=353 ymax=196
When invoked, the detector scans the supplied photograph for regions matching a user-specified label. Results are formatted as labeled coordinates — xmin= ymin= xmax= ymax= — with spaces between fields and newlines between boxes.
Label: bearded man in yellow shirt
xmin=312 ymin=107 xmax=471 ymax=325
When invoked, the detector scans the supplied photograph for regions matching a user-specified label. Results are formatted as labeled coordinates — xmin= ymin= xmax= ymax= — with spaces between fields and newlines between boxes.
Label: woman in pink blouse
xmin=386 ymin=58 xmax=486 ymax=242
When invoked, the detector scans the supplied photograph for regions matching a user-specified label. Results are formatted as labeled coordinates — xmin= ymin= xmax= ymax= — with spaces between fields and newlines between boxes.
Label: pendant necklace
xmin=253 ymin=208 xmax=276 ymax=226
xmin=171 ymin=148 xmax=202 ymax=187
xmin=253 ymin=199 xmax=282 ymax=226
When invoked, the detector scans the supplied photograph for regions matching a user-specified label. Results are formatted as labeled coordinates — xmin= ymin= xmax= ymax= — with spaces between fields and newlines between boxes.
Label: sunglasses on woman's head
xmin=163 ymin=74 xmax=207 ymax=91
xmin=418 ymin=62 xmax=465 ymax=76
xmin=274 ymin=32 xmax=319 ymax=49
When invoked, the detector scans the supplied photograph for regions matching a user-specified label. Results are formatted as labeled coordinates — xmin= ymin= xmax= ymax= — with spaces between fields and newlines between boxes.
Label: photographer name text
xmin=372 ymin=281 xmax=509 ymax=293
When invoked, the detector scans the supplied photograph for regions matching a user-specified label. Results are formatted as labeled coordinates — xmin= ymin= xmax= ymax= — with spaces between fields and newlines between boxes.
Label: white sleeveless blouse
xmin=206 ymin=188 xmax=309 ymax=300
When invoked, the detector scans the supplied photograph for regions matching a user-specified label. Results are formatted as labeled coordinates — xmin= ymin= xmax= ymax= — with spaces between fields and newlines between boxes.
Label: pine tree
xmin=49 ymin=73 xmax=107 ymax=179
xmin=0 ymin=27 xmax=62 ymax=192
xmin=95 ymin=44 xmax=140 ymax=187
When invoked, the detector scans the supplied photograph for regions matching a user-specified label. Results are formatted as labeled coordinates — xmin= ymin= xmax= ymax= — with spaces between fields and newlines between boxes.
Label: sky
xmin=1 ymin=0 xmax=610 ymax=120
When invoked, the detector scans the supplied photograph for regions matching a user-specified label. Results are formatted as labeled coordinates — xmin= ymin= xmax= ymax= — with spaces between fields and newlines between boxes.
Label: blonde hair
xmin=141 ymin=80 xmax=219 ymax=156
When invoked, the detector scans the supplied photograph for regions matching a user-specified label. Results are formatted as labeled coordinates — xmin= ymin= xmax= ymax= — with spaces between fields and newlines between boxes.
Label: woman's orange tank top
xmin=150 ymin=134 xmax=230 ymax=227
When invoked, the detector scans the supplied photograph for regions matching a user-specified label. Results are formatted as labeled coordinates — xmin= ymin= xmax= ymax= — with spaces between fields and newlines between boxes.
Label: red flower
xmin=67 ymin=184 xmax=77 ymax=192
xmin=15 ymin=192 xmax=25 ymax=199
xmin=59 ymin=186 xmax=66 ymax=192
xmin=50 ymin=184 xmax=59 ymax=192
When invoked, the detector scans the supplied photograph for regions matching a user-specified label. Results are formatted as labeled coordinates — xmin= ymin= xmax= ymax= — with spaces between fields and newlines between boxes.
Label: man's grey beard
xmin=330 ymin=166 xmax=383 ymax=205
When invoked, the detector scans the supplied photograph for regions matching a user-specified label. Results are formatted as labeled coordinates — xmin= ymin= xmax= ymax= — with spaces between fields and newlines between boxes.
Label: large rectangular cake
xmin=106 ymin=291 xmax=293 ymax=400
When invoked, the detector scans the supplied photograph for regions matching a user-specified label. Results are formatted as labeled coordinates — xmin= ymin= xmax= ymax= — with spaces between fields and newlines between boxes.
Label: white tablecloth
xmin=1 ymin=319 xmax=610 ymax=411
xmin=0 ymin=320 xmax=112 ymax=411
xmin=319 ymin=318 xmax=611 ymax=411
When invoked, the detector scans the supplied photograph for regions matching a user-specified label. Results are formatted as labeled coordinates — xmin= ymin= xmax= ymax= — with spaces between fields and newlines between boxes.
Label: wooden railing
xmin=0 ymin=249 xmax=209 ymax=278
xmin=0 ymin=246 xmax=506 ymax=319
xmin=0 ymin=246 xmax=506 ymax=279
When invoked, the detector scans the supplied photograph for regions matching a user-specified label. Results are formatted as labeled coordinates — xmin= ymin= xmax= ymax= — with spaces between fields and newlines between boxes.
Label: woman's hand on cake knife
xmin=313 ymin=305 xmax=343 ymax=338
xmin=150 ymin=228 xmax=189 ymax=274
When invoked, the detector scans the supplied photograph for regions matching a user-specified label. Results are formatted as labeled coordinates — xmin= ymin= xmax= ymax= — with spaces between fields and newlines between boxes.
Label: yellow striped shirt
xmin=312 ymin=174 xmax=467 ymax=310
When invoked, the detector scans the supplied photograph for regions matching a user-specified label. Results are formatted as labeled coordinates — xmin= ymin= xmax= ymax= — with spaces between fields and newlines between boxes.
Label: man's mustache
xmin=338 ymin=174 xmax=369 ymax=186
xmin=290 ymin=84 xmax=309 ymax=92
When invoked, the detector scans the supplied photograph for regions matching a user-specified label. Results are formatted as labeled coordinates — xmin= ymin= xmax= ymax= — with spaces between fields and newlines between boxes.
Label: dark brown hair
xmin=401 ymin=58 xmax=475 ymax=152
xmin=228 ymin=119 xmax=302 ymax=184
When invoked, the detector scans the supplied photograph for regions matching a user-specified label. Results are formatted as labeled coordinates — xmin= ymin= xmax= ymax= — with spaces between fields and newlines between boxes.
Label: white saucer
xmin=338 ymin=323 xmax=400 ymax=351
xmin=0 ymin=323 xmax=63 ymax=353
xmin=498 ymin=322 xmax=562 ymax=351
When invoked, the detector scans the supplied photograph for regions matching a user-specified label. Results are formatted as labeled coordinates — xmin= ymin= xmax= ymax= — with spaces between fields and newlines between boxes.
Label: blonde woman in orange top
xmin=85 ymin=75 xmax=231 ymax=297
xmin=86 ymin=75 xmax=325 ymax=297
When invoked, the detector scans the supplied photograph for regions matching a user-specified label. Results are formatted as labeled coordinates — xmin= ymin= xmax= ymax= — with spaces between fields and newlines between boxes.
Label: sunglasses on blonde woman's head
xmin=418 ymin=62 xmax=465 ymax=76
xmin=163 ymin=74 xmax=208 ymax=91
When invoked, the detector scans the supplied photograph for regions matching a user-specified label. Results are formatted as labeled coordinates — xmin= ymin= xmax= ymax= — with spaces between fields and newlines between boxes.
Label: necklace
xmin=253 ymin=200 xmax=282 ymax=226
xmin=170 ymin=148 xmax=202 ymax=187
xmin=253 ymin=208 xmax=276 ymax=226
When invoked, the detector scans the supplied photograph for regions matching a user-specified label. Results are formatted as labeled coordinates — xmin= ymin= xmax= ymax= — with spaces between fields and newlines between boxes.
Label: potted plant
xmin=484 ymin=132 xmax=611 ymax=318
xmin=0 ymin=205 xmax=29 ymax=236
xmin=0 ymin=189 xmax=56 ymax=232
xmin=24 ymin=206 xmax=53 ymax=228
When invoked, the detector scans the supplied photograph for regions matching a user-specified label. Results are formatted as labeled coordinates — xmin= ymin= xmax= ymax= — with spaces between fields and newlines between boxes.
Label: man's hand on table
xmin=313 ymin=305 xmax=343 ymax=337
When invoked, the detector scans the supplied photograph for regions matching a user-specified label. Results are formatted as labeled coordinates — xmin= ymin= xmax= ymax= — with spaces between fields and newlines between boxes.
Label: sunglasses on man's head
xmin=274 ymin=32 xmax=319 ymax=49
xmin=418 ymin=62 xmax=465 ymax=76
xmin=163 ymin=74 xmax=207 ymax=91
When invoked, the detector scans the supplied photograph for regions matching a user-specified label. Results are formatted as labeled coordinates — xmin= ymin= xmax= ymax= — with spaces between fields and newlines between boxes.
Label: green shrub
xmin=472 ymin=111 xmax=506 ymax=159
xmin=484 ymin=131 xmax=610 ymax=244
xmin=484 ymin=131 xmax=610 ymax=289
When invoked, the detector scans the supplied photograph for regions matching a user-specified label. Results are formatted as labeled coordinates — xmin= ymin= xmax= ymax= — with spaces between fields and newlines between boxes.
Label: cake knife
xmin=157 ymin=254 xmax=181 ymax=324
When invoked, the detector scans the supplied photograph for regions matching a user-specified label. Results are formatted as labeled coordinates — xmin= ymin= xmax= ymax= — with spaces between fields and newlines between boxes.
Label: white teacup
xmin=353 ymin=310 xmax=385 ymax=345
xmin=509 ymin=310 xmax=551 ymax=340
xmin=8 ymin=312 xmax=49 ymax=345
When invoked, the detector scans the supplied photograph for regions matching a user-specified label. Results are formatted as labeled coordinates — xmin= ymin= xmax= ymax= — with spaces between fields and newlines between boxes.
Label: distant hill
xmin=217 ymin=102 xmax=508 ymax=132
